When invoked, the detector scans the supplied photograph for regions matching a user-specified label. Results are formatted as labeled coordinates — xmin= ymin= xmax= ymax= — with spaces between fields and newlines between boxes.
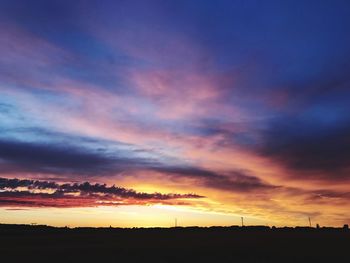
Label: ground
xmin=1 ymin=224 xmax=349 ymax=262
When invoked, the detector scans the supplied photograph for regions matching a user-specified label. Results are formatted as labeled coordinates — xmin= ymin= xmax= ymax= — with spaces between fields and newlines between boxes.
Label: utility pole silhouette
xmin=241 ymin=217 xmax=244 ymax=227
xmin=308 ymin=217 xmax=312 ymax=227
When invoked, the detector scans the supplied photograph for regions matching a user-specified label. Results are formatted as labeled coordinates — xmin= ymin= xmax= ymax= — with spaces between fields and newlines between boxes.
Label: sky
xmin=0 ymin=0 xmax=350 ymax=227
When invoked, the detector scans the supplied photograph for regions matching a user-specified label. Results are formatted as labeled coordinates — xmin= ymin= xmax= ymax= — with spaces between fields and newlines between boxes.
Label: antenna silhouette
xmin=308 ymin=217 xmax=312 ymax=227
xmin=241 ymin=217 xmax=244 ymax=227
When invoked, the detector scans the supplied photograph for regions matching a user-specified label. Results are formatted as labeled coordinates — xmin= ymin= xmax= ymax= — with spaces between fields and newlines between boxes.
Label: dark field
xmin=1 ymin=224 xmax=349 ymax=263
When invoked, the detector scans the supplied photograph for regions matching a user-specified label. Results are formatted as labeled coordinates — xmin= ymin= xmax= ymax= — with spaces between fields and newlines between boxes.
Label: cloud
xmin=153 ymin=166 xmax=277 ymax=192
xmin=258 ymin=116 xmax=350 ymax=181
xmin=0 ymin=177 xmax=203 ymax=208
xmin=0 ymin=138 xmax=154 ymax=176
xmin=0 ymin=134 xmax=275 ymax=193
xmin=0 ymin=139 xmax=110 ymax=170
xmin=305 ymin=189 xmax=350 ymax=203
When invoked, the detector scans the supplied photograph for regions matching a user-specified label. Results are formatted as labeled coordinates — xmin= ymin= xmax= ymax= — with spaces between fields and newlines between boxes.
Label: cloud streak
xmin=0 ymin=134 xmax=276 ymax=193
xmin=0 ymin=177 xmax=203 ymax=208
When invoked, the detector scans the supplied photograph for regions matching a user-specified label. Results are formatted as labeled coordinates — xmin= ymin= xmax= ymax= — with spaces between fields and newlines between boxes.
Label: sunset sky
xmin=0 ymin=0 xmax=350 ymax=227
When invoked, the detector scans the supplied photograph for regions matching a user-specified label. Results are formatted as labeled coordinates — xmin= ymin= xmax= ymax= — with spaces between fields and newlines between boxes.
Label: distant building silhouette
xmin=343 ymin=224 xmax=349 ymax=230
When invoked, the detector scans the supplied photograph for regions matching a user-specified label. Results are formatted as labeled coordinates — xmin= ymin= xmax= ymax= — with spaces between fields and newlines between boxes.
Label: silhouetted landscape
xmin=1 ymin=223 xmax=349 ymax=262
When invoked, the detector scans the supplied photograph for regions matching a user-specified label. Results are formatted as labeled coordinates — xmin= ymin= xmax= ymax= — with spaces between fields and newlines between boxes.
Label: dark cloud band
xmin=0 ymin=177 xmax=203 ymax=208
